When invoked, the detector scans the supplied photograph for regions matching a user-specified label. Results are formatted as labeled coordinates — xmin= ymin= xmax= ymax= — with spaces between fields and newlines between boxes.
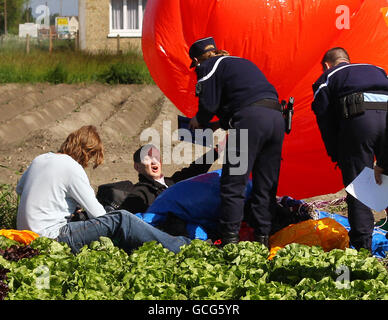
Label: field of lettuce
xmin=1 ymin=235 xmax=388 ymax=300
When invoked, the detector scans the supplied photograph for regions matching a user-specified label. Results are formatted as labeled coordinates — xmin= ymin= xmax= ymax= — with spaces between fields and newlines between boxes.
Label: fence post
xmin=117 ymin=34 xmax=121 ymax=54
xmin=26 ymin=33 xmax=30 ymax=54
xmin=49 ymin=28 xmax=53 ymax=54
xmin=75 ymin=30 xmax=79 ymax=51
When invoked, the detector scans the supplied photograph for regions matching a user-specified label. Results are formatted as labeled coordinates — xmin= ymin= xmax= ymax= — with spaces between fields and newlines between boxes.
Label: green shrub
xmin=0 ymin=184 xmax=18 ymax=230
xmin=98 ymin=62 xmax=154 ymax=85
xmin=0 ymin=65 xmax=15 ymax=83
xmin=45 ymin=63 xmax=68 ymax=84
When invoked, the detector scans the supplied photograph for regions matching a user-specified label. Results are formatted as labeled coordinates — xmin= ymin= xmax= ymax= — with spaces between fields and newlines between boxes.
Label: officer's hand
xmin=215 ymin=133 xmax=228 ymax=154
xmin=189 ymin=116 xmax=201 ymax=130
xmin=374 ymin=165 xmax=384 ymax=185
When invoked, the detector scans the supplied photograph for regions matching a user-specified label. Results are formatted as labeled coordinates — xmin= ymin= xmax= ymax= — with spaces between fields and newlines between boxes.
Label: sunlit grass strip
xmin=0 ymin=38 xmax=154 ymax=85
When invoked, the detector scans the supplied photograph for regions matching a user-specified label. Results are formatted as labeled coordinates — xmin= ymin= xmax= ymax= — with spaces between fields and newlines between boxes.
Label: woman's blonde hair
xmin=58 ymin=125 xmax=104 ymax=169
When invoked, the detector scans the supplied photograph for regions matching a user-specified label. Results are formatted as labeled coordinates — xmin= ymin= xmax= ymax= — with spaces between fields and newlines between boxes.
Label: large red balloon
xmin=142 ymin=0 xmax=388 ymax=199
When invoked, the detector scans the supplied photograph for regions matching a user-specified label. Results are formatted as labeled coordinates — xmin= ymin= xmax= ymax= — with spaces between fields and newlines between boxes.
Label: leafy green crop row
xmin=0 ymin=235 xmax=387 ymax=300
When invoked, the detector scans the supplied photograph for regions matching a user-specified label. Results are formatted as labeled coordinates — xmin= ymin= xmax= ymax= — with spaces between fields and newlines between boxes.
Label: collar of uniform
xmin=195 ymin=55 xmax=222 ymax=73
xmin=323 ymin=61 xmax=349 ymax=76
xmin=313 ymin=62 xmax=350 ymax=88
xmin=332 ymin=61 xmax=349 ymax=70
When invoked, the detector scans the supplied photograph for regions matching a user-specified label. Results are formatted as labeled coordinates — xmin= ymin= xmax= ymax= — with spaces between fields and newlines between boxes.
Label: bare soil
xmin=0 ymin=83 xmax=385 ymax=222
xmin=0 ymin=83 xmax=222 ymax=189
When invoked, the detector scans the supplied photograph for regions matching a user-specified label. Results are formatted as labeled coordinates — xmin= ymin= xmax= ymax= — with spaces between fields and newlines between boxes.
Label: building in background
xmin=68 ymin=16 xmax=79 ymax=37
xmin=78 ymin=0 xmax=146 ymax=52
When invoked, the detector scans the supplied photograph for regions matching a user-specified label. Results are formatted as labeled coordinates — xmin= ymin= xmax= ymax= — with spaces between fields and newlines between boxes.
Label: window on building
xmin=110 ymin=0 xmax=147 ymax=37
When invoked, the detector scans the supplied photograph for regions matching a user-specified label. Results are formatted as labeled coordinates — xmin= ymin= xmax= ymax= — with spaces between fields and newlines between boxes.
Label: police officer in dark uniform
xmin=188 ymin=37 xmax=285 ymax=247
xmin=312 ymin=47 xmax=388 ymax=252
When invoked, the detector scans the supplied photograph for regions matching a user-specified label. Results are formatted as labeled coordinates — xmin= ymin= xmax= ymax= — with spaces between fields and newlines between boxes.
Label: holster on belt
xmin=249 ymin=98 xmax=294 ymax=134
xmin=339 ymin=92 xmax=365 ymax=119
xmin=339 ymin=92 xmax=388 ymax=119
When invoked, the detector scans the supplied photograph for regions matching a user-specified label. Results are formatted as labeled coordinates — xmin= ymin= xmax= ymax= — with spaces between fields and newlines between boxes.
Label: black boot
xmin=218 ymin=232 xmax=240 ymax=248
xmin=254 ymin=233 xmax=269 ymax=249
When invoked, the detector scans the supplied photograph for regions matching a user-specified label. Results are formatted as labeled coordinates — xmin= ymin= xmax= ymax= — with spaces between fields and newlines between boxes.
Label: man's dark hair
xmin=133 ymin=144 xmax=159 ymax=163
xmin=321 ymin=47 xmax=350 ymax=68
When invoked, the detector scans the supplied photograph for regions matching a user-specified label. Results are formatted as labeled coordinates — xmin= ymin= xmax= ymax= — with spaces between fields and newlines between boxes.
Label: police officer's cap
xmin=189 ymin=37 xmax=217 ymax=68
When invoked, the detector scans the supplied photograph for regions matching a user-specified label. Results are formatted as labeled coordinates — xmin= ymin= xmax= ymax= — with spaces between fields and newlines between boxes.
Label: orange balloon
xmin=142 ymin=0 xmax=388 ymax=199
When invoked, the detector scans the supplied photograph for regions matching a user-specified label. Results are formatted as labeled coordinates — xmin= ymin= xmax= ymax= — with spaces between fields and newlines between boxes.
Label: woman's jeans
xmin=56 ymin=210 xmax=191 ymax=254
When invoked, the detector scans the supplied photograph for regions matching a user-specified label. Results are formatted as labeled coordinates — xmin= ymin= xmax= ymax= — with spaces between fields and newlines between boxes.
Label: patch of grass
xmin=323 ymin=202 xmax=348 ymax=216
xmin=45 ymin=63 xmax=68 ymax=84
xmin=0 ymin=37 xmax=154 ymax=85
xmin=0 ymin=184 xmax=18 ymax=230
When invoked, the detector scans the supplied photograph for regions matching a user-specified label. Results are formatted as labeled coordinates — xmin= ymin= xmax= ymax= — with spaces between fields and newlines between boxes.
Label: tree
xmin=4 ymin=0 xmax=7 ymax=35
xmin=22 ymin=6 xmax=33 ymax=23
xmin=0 ymin=0 xmax=28 ymax=35
xmin=50 ymin=13 xmax=60 ymax=26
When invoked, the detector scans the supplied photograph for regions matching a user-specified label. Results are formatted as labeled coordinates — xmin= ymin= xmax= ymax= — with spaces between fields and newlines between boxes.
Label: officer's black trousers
xmin=337 ymin=110 xmax=387 ymax=251
xmin=219 ymin=105 xmax=285 ymax=237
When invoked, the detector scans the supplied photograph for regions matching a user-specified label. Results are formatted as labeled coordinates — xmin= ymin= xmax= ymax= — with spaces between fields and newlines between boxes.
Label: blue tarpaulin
xmin=319 ymin=211 xmax=388 ymax=258
xmin=136 ymin=169 xmax=251 ymax=240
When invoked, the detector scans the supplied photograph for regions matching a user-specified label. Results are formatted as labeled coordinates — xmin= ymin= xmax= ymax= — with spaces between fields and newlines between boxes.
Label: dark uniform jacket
xmin=379 ymin=112 xmax=388 ymax=171
xmin=195 ymin=55 xmax=279 ymax=128
xmin=312 ymin=62 xmax=388 ymax=162
xmin=119 ymin=149 xmax=219 ymax=214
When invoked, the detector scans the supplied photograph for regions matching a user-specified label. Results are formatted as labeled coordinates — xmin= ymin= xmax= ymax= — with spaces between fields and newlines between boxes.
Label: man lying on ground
xmin=119 ymin=143 xmax=220 ymax=214
xmin=105 ymin=143 xmax=219 ymax=236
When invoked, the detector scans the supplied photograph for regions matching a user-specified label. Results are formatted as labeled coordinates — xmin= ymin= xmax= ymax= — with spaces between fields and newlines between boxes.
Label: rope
xmin=305 ymin=196 xmax=388 ymax=229
xmin=306 ymin=196 xmax=347 ymax=209
xmin=303 ymin=196 xmax=347 ymax=220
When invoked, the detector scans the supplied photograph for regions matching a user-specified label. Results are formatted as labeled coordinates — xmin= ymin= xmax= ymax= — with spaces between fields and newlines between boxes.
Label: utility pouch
xmin=339 ymin=92 xmax=365 ymax=119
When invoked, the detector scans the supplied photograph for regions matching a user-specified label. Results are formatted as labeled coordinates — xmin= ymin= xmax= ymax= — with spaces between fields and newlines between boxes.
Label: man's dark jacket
xmin=119 ymin=149 xmax=218 ymax=214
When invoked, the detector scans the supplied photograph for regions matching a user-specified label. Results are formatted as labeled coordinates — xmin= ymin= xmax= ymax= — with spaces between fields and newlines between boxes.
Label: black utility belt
xmin=339 ymin=92 xmax=388 ymax=119
xmin=363 ymin=102 xmax=388 ymax=110
xmin=248 ymin=99 xmax=283 ymax=112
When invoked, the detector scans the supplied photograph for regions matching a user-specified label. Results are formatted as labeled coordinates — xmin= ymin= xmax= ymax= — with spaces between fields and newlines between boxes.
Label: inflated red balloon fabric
xmin=142 ymin=0 xmax=388 ymax=199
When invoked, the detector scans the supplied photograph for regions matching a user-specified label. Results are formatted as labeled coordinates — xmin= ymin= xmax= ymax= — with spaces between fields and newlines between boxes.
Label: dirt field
xmin=0 ymin=83 xmax=385 ymax=221
xmin=0 ymin=83 xmax=223 ymax=189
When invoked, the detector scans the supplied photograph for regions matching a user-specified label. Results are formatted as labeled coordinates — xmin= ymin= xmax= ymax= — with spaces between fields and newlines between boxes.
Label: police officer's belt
xmin=339 ymin=92 xmax=388 ymax=119
xmin=362 ymin=102 xmax=388 ymax=110
xmin=248 ymin=99 xmax=283 ymax=112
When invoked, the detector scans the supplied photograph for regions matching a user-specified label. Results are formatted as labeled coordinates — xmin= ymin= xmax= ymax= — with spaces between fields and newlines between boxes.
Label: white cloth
xmin=16 ymin=152 xmax=106 ymax=239
xmin=127 ymin=0 xmax=139 ymax=29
